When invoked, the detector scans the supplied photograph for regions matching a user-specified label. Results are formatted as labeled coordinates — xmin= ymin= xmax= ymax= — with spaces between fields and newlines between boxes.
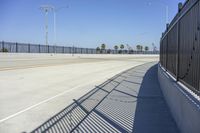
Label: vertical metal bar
xmin=39 ymin=44 xmax=40 ymax=53
xmin=28 ymin=43 xmax=31 ymax=53
xmin=176 ymin=21 xmax=180 ymax=81
xmin=48 ymin=45 xmax=49 ymax=53
xmin=72 ymin=46 xmax=74 ymax=56
xmin=2 ymin=41 xmax=4 ymax=52
xmin=16 ymin=42 xmax=18 ymax=53
xmin=198 ymin=2 xmax=200 ymax=93
xmin=166 ymin=24 xmax=169 ymax=71
xmin=176 ymin=2 xmax=183 ymax=81
xmin=9 ymin=43 xmax=11 ymax=52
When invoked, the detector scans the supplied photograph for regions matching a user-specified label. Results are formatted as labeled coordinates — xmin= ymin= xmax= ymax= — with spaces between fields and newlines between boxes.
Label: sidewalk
xmin=31 ymin=62 xmax=179 ymax=133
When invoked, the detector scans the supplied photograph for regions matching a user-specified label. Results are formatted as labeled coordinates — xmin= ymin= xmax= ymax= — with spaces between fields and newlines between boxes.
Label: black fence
xmin=160 ymin=0 xmax=200 ymax=96
xmin=0 ymin=41 xmax=159 ymax=54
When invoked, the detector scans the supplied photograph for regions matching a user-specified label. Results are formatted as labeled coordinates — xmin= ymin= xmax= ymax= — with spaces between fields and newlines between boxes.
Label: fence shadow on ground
xmin=30 ymin=62 xmax=179 ymax=133
xmin=132 ymin=65 xmax=179 ymax=133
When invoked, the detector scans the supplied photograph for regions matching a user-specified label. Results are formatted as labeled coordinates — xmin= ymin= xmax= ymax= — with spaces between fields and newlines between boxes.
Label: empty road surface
xmin=0 ymin=53 xmax=158 ymax=133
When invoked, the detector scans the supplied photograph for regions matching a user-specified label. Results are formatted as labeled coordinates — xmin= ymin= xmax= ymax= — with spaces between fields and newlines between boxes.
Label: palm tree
xmin=114 ymin=45 xmax=118 ymax=54
xmin=96 ymin=47 xmax=100 ymax=54
xmin=120 ymin=44 xmax=124 ymax=54
xmin=114 ymin=45 xmax=118 ymax=50
xmin=145 ymin=46 xmax=149 ymax=51
xmin=101 ymin=44 xmax=106 ymax=54
xmin=101 ymin=44 xmax=106 ymax=50
xmin=120 ymin=44 xmax=124 ymax=50
xmin=136 ymin=45 xmax=141 ymax=51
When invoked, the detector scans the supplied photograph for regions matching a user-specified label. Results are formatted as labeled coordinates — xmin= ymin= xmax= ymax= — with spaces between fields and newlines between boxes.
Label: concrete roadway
xmin=0 ymin=53 xmax=158 ymax=133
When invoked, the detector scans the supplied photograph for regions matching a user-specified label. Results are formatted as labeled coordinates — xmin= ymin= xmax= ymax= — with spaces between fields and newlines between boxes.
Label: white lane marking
xmin=0 ymin=79 xmax=101 ymax=123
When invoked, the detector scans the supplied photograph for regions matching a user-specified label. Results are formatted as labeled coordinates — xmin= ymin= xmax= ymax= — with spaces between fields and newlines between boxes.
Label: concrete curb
xmin=158 ymin=64 xmax=200 ymax=133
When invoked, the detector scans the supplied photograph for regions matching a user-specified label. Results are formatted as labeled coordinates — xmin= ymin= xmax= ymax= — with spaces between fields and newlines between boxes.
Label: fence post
xmin=39 ymin=44 xmax=40 ymax=53
xmin=28 ymin=43 xmax=30 ymax=53
xmin=176 ymin=22 xmax=180 ymax=81
xmin=48 ymin=45 xmax=49 ymax=53
xmin=10 ymin=42 xmax=12 ymax=52
xmin=16 ymin=42 xmax=18 ymax=53
xmin=2 ymin=41 xmax=4 ymax=52
xmin=176 ymin=3 xmax=182 ymax=81
xmin=165 ymin=24 xmax=169 ymax=71
xmin=72 ymin=46 xmax=74 ymax=56
xmin=63 ymin=46 xmax=64 ymax=54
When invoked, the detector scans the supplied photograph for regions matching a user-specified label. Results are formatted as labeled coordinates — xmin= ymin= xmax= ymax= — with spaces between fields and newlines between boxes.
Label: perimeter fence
xmin=160 ymin=0 xmax=200 ymax=96
xmin=0 ymin=41 xmax=159 ymax=55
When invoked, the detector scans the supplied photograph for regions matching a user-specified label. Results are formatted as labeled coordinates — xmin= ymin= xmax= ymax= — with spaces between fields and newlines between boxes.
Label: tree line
xmin=96 ymin=44 xmax=149 ymax=54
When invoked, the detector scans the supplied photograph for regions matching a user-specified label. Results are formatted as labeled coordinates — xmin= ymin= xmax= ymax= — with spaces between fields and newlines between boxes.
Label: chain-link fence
xmin=160 ymin=0 xmax=200 ymax=96
xmin=0 ymin=41 xmax=159 ymax=54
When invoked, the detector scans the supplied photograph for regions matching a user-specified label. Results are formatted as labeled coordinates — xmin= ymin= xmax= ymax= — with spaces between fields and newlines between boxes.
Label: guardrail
xmin=0 ymin=41 xmax=159 ymax=54
xmin=160 ymin=0 xmax=200 ymax=96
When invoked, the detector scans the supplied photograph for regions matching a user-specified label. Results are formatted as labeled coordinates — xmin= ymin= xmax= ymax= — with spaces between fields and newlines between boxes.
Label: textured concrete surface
xmin=30 ymin=62 xmax=179 ymax=133
xmin=0 ymin=54 xmax=158 ymax=133
xmin=158 ymin=65 xmax=200 ymax=133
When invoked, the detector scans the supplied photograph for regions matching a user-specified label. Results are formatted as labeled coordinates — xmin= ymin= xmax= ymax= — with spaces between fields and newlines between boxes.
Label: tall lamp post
xmin=52 ymin=6 xmax=68 ymax=53
xmin=40 ymin=5 xmax=53 ymax=46
xmin=148 ymin=1 xmax=169 ymax=24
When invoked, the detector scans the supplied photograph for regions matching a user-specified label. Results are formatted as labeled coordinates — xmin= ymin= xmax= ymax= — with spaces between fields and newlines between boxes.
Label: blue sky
xmin=0 ymin=0 xmax=185 ymax=49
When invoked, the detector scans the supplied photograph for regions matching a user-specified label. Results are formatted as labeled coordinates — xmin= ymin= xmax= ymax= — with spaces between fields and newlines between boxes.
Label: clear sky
xmin=0 ymin=0 xmax=185 ymax=49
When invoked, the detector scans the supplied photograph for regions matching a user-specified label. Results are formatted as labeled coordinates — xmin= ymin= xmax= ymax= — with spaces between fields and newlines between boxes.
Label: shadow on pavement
xmin=30 ymin=62 xmax=179 ymax=133
xmin=132 ymin=64 xmax=179 ymax=133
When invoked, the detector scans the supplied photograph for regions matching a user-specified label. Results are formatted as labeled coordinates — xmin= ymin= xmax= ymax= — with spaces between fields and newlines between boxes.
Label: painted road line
xmin=0 ymin=79 xmax=102 ymax=123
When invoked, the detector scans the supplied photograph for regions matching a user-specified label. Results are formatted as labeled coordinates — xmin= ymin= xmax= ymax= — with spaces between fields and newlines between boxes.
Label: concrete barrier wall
xmin=158 ymin=65 xmax=200 ymax=133
xmin=0 ymin=53 xmax=159 ymax=60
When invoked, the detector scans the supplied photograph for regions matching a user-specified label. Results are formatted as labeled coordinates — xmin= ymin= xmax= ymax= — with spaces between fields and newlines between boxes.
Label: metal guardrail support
xmin=2 ymin=41 xmax=4 ymax=52
xmin=16 ymin=42 xmax=18 ymax=53
xmin=176 ymin=17 xmax=180 ymax=82
xmin=47 ymin=45 xmax=49 ymax=53
xmin=28 ymin=43 xmax=30 ymax=53
xmin=38 ymin=44 xmax=40 ymax=53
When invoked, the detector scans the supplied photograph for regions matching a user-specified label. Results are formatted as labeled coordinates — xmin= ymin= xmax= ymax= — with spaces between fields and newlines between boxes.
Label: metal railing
xmin=160 ymin=0 xmax=200 ymax=96
xmin=0 ymin=41 xmax=159 ymax=54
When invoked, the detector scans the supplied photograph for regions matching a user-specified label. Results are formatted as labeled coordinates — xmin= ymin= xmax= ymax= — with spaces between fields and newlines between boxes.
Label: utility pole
xmin=40 ymin=5 xmax=53 ymax=46
xmin=53 ymin=10 xmax=57 ymax=53
xmin=148 ymin=1 xmax=169 ymax=24
xmin=165 ymin=5 xmax=169 ymax=24
xmin=52 ymin=6 xmax=68 ymax=54
xmin=152 ymin=43 xmax=157 ymax=53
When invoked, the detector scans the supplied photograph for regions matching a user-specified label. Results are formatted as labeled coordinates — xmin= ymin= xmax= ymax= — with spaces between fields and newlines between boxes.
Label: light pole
xmin=148 ymin=1 xmax=169 ymax=24
xmin=52 ymin=6 xmax=68 ymax=54
xmin=53 ymin=9 xmax=57 ymax=53
xmin=40 ymin=5 xmax=53 ymax=46
xmin=165 ymin=5 xmax=169 ymax=24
